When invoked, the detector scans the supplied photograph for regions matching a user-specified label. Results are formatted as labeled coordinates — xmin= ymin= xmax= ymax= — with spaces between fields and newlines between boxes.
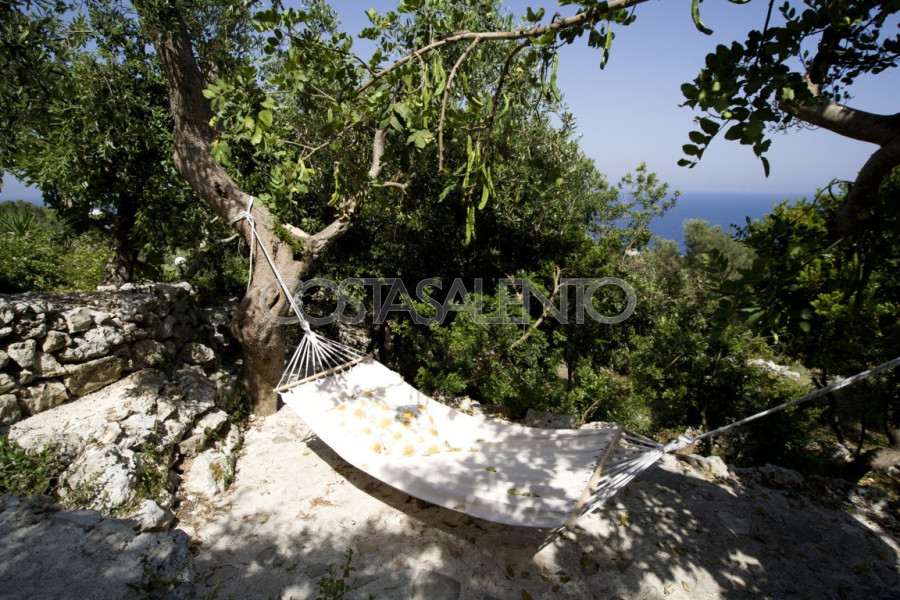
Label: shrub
xmin=0 ymin=437 xmax=65 ymax=498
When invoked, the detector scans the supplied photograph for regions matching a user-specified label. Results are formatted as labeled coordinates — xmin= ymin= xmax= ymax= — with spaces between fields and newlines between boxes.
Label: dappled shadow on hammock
xmin=284 ymin=359 xmax=633 ymax=528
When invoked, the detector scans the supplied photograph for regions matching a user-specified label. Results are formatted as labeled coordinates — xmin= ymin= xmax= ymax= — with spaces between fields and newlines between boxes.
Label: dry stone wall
xmin=0 ymin=283 xmax=232 ymax=426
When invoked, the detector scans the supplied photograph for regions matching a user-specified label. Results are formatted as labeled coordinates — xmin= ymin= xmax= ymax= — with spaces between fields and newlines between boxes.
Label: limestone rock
xmin=0 ymin=394 xmax=21 ymax=425
xmin=88 ymin=309 xmax=113 ymax=326
xmin=684 ymin=454 xmax=731 ymax=479
xmin=34 ymin=351 xmax=66 ymax=378
xmin=0 ymin=495 xmax=194 ymax=600
xmin=9 ymin=371 xmax=166 ymax=461
xmin=119 ymin=413 xmax=163 ymax=451
xmin=14 ymin=313 xmax=47 ymax=339
xmin=57 ymin=325 xmax=125 ymax=363
xmin=182 ymin=448 xmax=234 ymax=497
xmin=0 ymin=298 xmax=14 ymax=325
xmin=155 ymin=314 xmax=177 ymax=340
xmin=127 ymin=499 xmax=175 ymax=532
xmin=0 ymin=349 xmax=7 ymax=369
xmin=749 ymin=358 xmax=801 ymax=381
xmin=759 ymin=464 xmax=804 ymax=487
xmin=63 ymin=444 xmax=139 ymax=511
xmin=525 ymin=409 xmax=577 ymax=429
xmin=180 ymin=342 xmax=215 ymax=366
xmin=63 ymin=356 xmax=124 ymax=396
xmin=171 ymin=370 xmax=217 ymax=425
xmin=0 ymin=372 xmax=14 ymax=394
xmin=62 ymin=307 xmax=93 ymax=333
xmin=178 ymin=410 xmax=229 ymax=459
xmin=6 ymin=339 xmax=37 ymax=368
xmin=20 ymin=380 xmax=69 ymax=415
xmin=131 ymin=338 xmax=167 ymax=369
xmin=411 ymin=570 xmax=461 ymax=600
xmin=16 ymin=369 xmax=35 ymax=386
xmin=42 ymin=330 xmax=69 ymax=353
xmin=581 ymin=421 xmax=620 ymax=431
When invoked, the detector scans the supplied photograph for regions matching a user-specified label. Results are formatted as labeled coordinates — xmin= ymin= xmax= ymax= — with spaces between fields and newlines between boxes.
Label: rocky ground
xmin=2 ymin=371 xmax=899 ymax=599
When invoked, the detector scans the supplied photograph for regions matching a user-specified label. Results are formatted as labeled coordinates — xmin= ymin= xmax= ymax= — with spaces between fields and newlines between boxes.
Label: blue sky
xmin=3 ymin=0 xmax=897 ymax=203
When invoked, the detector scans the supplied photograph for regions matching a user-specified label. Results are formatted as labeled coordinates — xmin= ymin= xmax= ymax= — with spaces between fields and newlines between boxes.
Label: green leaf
xmin=406 ymin=129 xmax=434 ymax=148
xmin=242 ymin=116 xmax=255 ymax=131
xmin=781 ymin=87 xmax=795 ymax=101
xmin=688 ymin=130 xmax=708 ymax=145
xmin=393 ymin=101 xmax=412 ymax=123
xmin=699 ymin=118 xmax=719 ymax=136
xmin=746 ymin=310 xmax=766 ymax=325
xmin=682 ymin=144 xmax=700 ymax=156
xmin=258 ymin=109 xmax=273 ymax=128
xmin=760 ymin=156 xmax=771 ymax=177
xmin=691 ymin=0 xmax=714 ymax=35
xmin=798 ymin=321 xmax=811 ymax=333
xmin=251 ymin=126 xmax=263 ymax=145
xmin=724 ymin=124 xmax=744 ymax=141
xmin=681 ymin=83 xmax=698 ymax=100
xmin=201 ymin=88 xmax=217 ymax=100
xmin=525 ymin=7 xmax=545 ymax=22
xmin=600 ymin=28 xmax=614 ymax=69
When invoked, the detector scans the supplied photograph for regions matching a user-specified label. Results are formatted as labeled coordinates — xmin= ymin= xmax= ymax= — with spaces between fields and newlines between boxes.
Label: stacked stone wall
xmin=0 ymin=283 xmax=231 ymax=426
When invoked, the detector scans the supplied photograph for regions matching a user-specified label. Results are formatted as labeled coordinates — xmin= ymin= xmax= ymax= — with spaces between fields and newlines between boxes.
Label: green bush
xmin=0 ymin=227 xmax=63 ymax=292
xmin=0 ymin=201 xmax=113 ymax=292
xmin=0 ymin=437 xmax=64 ymax=498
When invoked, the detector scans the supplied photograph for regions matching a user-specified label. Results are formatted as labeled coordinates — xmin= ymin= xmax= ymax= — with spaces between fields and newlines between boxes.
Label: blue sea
xmin=650 ymin=191 xmax=806 ymax=249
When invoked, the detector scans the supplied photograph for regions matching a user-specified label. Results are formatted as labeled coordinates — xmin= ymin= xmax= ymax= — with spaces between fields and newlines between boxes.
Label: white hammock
xmin=233 ymin=197 xmax=900 ymax=530
xmin=281 ymin=357 xmax=664 ymax=528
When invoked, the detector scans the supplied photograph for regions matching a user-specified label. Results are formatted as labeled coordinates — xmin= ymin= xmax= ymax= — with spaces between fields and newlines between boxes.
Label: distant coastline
xmin=650 ymin=191 xmax=807 ymax=249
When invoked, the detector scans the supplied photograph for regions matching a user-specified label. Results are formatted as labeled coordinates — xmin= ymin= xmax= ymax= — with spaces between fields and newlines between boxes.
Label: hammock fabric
xmin=281 ymin=358 xmax=664 ymax=528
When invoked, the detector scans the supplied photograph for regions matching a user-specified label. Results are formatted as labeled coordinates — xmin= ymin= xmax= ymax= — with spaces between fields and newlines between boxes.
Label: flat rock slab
xmin=0 ymin=495 xmax=193 ymax=599
xmin=181 ymin=407 xmax=900 ymax=600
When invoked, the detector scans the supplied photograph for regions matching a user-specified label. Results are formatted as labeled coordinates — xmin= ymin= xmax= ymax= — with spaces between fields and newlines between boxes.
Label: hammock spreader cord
xmin=663 ymin=355 xmax=900 ymax=453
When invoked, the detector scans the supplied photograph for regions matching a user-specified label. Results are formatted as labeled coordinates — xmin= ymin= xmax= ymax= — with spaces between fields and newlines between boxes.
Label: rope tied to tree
xmin=229 ymin=196 xmax=313 ymax=337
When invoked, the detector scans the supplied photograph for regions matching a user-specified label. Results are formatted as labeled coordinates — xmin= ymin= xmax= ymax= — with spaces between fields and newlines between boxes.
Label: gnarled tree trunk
xmin=140 ymin=5 xmax=310 ymax=415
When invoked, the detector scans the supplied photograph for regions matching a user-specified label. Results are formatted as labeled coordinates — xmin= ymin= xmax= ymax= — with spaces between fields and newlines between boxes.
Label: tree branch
xmin=355 ymin=0 xmax=648 ymax=96
xmin=510 ymin=266 xmax=562 ymax=349
xmin=783 ymin=25 xmax=900 ymax=235
xmin=833 ymin=136 xmax=900 ymax=235
xmin=785 ymin=90 xmax=900 ymax=146
xmin=302 ymin=128 xmax=389 ymax=257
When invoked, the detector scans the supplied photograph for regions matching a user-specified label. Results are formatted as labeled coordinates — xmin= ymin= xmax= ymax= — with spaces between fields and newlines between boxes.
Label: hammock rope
xmin=230 ymin=197 xmax=365 ymax=389
xmin=233 ymin=198 xmax=900 ymax=528
xmin=665 ymin=355 xmax=900 ymax=452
